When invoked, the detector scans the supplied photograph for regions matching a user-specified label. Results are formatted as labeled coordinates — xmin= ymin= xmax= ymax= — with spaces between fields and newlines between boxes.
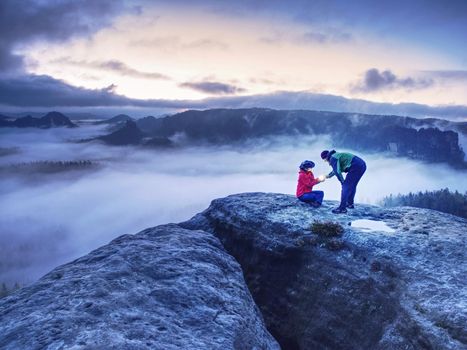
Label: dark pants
xmin=339 ymin=156 xmax=366 ymax=209
xmin=299 ymin=191 xmax=324 ymax=205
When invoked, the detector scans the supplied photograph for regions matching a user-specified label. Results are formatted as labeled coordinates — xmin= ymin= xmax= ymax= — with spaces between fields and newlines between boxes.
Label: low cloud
xmin=180 ymin=81 xmax=246 ymax=95
xmin=57 ymin=58 xmax=170 ymax=80
xmin=1 ymin=126 xmax=466 ymax=287
xmin=353 ymin=68 xmax=433 ymax=92
xmin=199 ymin=91 xmax=467 ymax=120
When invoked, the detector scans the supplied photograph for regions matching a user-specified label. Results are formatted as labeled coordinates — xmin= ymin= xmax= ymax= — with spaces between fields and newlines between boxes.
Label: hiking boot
xmin=346 ymin=204 xmax=355 ymax=209
xmin=332 ymin=207 xmax=347 ymax=214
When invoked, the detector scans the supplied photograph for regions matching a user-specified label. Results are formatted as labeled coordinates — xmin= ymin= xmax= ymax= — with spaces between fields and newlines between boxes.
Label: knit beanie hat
xmin=320 ymin=150 xmax=329 ymax=159
xmin=299 ymin=160 xmax=315 ymax=170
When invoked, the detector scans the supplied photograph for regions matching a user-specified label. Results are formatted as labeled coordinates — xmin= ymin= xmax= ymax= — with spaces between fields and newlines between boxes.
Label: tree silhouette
xmin=381 ymin=188 xmax=467 ymax=218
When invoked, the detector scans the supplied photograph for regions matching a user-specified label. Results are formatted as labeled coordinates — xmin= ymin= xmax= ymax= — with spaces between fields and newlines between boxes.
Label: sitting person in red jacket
xmin=296 ymin=160 xmax=325 ymax=207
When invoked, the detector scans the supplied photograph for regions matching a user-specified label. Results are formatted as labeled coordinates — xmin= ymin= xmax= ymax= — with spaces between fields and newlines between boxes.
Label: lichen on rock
xmin=1 ymin=192 xmax=466 ymax=350
xmin=0 ymin=224 xmax=278 ymax=349
xmin=182 ymin=192 xmax=467 ymax=350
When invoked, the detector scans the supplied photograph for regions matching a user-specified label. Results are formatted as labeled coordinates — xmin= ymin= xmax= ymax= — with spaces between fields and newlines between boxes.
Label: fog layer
xmin=1 ymin=125 xmax=466 ymax=286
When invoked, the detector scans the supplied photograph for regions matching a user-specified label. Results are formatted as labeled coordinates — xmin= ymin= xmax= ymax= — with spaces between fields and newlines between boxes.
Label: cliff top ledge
xmin=1 ymin=193 xmax=466 ymax=349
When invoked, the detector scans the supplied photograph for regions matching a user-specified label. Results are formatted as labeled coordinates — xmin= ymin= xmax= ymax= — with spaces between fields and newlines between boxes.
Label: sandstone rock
xmin=182 ymin=193 xmax=467 ymax=350
xmin=2 ymin=192 xmax=465 ymax=349
xmin=0 ymin=224 xmax=278 ymax=349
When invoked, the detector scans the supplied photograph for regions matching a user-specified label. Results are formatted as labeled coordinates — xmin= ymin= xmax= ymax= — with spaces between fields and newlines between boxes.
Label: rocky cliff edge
xmin=0 ymin=193 xmax=466 ymax=350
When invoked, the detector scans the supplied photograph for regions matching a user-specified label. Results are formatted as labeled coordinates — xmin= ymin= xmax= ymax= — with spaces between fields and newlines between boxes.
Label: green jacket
xmin=328 ymin=152 xmax=354 ymax=183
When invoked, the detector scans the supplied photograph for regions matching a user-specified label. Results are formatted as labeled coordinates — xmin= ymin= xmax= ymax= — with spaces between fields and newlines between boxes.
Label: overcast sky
xmin=1 ymin=0 xmax=467 ymax=117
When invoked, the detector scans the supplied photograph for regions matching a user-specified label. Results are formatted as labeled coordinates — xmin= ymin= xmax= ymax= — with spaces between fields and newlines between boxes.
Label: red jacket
xmin=296 ymin=170 xmax=320 ymax=197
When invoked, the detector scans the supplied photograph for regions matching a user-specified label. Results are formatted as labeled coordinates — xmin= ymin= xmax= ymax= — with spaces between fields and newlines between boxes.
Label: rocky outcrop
xmin=132 ymin=108 xmax=466 ymax=167
xmin=182 ymin=193 xmax=467 ymax=349
xmin=0 ymin=224 xmax=278 ymax=349
xmin=1 ymin=192 xmax=465 ymax=349
xmin=95 ymin=120 xmax=173 ymax=147
xmin=89 ymin=108 xmax=467 ymax=166
xmin=95 ymin=114 xmax=134 ymax=125
xmin=136 ymin=115 xmax=159 ymax=133
xmin=97 ymin=120 xmax=144 ymax=145
xmin=0 ymin=111 xmax=77 ymax=128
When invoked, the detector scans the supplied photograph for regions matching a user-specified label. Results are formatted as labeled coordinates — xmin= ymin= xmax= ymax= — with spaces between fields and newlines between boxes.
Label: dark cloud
xmin=353 ymin=69 xmax=433 ymax=92
xmin=57 ymin=58 xmax=170 ymax=80
xmin=99 ymin=60 xmax=169 ymax=80
xmin=0 ymin=74 xmax=197 ymax=108
xmin=0 ymin=0 xmax=129 ymax=72
xmin=3 ymin=0 xmax=465 ymax=73
xmin=179 ymin=81 xmax=246 ymax=94
xmin=0 ymin=75 xmax=124 ymax=107
xmin=0 ymin=43 xmax=23 ymax=72
xmin=1 ymin=75 xmax=466 ymax=120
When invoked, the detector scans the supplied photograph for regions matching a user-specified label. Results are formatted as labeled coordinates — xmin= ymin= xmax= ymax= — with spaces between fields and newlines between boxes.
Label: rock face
xmin=182 ymin=193 xmax=467 ymax=350
xmin=1 ymin=192 xmax=465 ymax=350
xmin=97 ymin=120 xmax=144 ymax=145
xmin=0 ymin=224 xmax=278 ymax=349
xmin=40 ymin=111 xmax=78 ymax=128
xmin=136 ymin=115 xmax=159 ymax=133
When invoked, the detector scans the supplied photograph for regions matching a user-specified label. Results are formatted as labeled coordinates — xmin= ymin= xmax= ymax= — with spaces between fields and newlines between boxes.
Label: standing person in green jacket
xmin=321 ymin=150 xmax=367 ymax=214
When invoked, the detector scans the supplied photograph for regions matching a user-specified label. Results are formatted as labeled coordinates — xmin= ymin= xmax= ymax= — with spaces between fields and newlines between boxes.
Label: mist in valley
xmin=1 ymin=124 xmax=466 ymax=287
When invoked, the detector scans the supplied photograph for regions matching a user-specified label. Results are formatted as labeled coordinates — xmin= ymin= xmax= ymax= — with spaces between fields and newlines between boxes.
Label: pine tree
xmin=381 ymin=189 xmax=467 ymax=219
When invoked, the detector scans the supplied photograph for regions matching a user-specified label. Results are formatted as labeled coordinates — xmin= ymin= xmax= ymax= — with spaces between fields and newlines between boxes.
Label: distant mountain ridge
xmin=94 ymin=114 xmax=134 ymax=125
xmin=97 ymin=120 xmax=143 ymax=145
xmin=3 ymin=108 xmax=464 ymax=167
xmin=95 ymin=120 xmax=174 ymax=147
xmin=0 ymin=111 xmax=77 ymax=128
xmin=128 ymin=108 xmax=466 ymax=167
